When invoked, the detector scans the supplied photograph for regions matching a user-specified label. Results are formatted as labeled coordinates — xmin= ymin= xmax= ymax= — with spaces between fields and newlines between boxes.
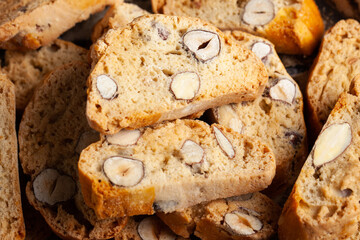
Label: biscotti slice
xmin=115 ymin=216 xmax=188 ymax=240
xmin=210 ymin=31 xmax=307 ymax=201
xmin=0 ymin=0 xmax=115 ymax=50
xmin=91 ymin=2 xmax=149 ymax=42
xmin=152 ymin=0 xmax=324 ymax=55
xmin=78 ymin=119 xmax=276 ymax=219
xmin=278 ymin=91 xmax=360 ymax=240
xmin=307 ymin=19 xmax=360 ymax=137
xmin=3 ymin=39 xmax=88 ymax=110
xmin=87 ymin=14 xmax=268 ymax=135
xmin=0 ymin=73 xmax=25 ymax=240
xmin=157 ymin=192 xmax=281 ymax=239
xmin=19 ymin=62 xmax=127 ymax=240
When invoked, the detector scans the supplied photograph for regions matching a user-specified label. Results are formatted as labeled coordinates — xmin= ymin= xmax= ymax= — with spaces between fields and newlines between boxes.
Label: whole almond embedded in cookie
xmin=224 ymin=210 xmax=263 ymax=235
xmin=170 ymin=72 xmax=200 ymax=100
xmin=312 ymin=123 xmax=352 ymax=167
xmin=33 ymin=169 xmax=76 ymax=205
xmin=242 ymin=0 xmax=275 ymax=26
xmin=213 ymin=126 xmax=235 ymax=159
xmin=215 ymin=105 xmax=243 ymax=133
xmin=180 ymin=140 xmax=205 ymax=165
xmin=251 ymin=42 xmax=272 ymax=62
xmin=137 ymin=216 xmax=176 ymax=240
xmin=183 ymin=30 xmax=221 ymax=62
xmin=103 ymin=156 xmax=144 ymax=187
xmin=269 ymin=78 xmax=296 ymax=104
xmin=106 ymin=129 xmax=142 ymax=146
xmin=96 ymin=75 xmax=118 ymax=100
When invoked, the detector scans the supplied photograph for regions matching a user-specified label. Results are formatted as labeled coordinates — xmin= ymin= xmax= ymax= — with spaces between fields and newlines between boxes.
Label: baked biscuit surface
xmin=87 ymin=14 xmax=268 ymax=134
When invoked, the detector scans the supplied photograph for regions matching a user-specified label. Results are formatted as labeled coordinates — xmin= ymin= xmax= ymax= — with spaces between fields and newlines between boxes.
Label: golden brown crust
xmin=264 ymin=0 xmax=324 ymax=55
xmin=0 ymin=0 xmax=115 ymax=50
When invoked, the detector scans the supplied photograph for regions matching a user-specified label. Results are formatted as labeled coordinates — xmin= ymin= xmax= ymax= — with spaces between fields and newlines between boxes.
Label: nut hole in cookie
xmin=259 ymin=99 xmax=272 ymax=114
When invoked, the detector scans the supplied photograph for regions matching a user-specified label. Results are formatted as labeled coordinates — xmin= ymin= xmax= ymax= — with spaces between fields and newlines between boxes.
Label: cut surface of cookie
xmin=0 ymin=0 xmax=115 ymax=50
xmin=307 ymin=19 xmax=360 ymax=137
xmin=151 ymin=0 xmax=324 ymax=55
xmin=79 ymin=119 xmax=276 ymax=219
xmin=2 ymin=39 xmax=87 ymax=110
xmin=87 ymin=14 xmax=268 ymax=134
xmin=115 ymin=216 xmax=188 ymax=240
xmin=210 ymin=31 xmax=307 ymax=202
xmin=92 ymin=2 xmax=150 ymax=42
xmin=157 ymin=192 xmax=280 ymax=239
xmin=0 ymin=73 xmax=25 ymax=240
xmin=18 ymin=62 xmax=127 ymax=240
xmin=278 ymin=92 xmax=360 ymax=240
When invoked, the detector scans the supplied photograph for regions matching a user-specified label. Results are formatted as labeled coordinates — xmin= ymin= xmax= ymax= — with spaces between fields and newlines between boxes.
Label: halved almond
xmin=170 ymin=72 xmax=200 ymax=100
xmin=213 ymin=126 xmax=235 ymax=159
xmin=106 ymin=129 xmax=142 ymax=146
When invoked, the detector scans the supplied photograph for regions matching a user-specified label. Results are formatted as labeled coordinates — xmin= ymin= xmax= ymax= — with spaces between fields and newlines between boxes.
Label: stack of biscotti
xmin=278 ymin=82 xmax=360 ymax=239
xmin=151 ymin=0 xmax=324 ymax=55
xmin=18 ymin=62 xmax=127 ymax=239
xmin=0 ymin=0 xmax=115 ymax=50
xmin=210 ymin=31 xmax=308 ymax=202
xmin=307 ymin=19 xmax=360 ymax=138
xmin=0 ymin=73 xmax=25 ymax=240
xmin=78 ymin=14 xmax=282 ymax=233
xmin=2 ymin=39 xmax=88 ymax=110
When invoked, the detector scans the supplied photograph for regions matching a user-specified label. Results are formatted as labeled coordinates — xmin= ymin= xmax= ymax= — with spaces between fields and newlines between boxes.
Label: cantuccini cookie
xmin=19 ymin=62 xmax=127 ymax=240
xmin=91 ymin=2 xmax=149 ymax=42
xmin=0 ymin=0 xmax=115 ymax=50
xmin=278 ymin=87 xmax=360 ymax=239
xmin=152 ymin=0 xmax=324 ymax=55
xmin=210 ymin=31 xmax=307 ymax=201
xmin=0 ymin=73 xmax=25 ymax=240
xmin=158 ymin=192 xmax=281 ymax=240
xmin=87 ymin=14 xmax=268 ymax=135
xmin=3 ymin=39 xmax=87 ymax=110
xmin=307 ymin=19 xmax=360 ymax=137
xmin=78 ymin=119 xmax=276 ymax=219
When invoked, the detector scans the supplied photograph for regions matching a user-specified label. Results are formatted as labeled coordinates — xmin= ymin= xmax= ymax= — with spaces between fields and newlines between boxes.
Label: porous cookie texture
xmin=91 ymin=2 xmax=149 ymax=42
xmin=19 ymin=62 xmax=127 ymax=240
xmin=3 ymin=39 xmax=88 ymax=110
xmin=87 ymin=14 xmax=268 ymax=135
xmin=158 ymin=192 xmax=281 ymax=240
xmin=307 ymin=19 xmax=360 ymax=137
xmin=0 ymin=0 xmax=115 ymax=50
xmin=78 ymin=119 xmax=276 ymax=219
xmin=211 ymin=31 xmax=307 ymax=202
xmin=278 ymin=91 xmax=360 ymax=240
xmin=0 ymin=73 xmax=25 ymax=240
xmin=115 ymin=216 xmax=188 ymax=240
xmin=152 ymin=0 xmax=324 ymax=55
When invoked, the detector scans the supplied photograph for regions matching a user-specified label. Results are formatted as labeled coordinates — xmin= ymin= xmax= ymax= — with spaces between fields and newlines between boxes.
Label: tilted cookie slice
xmin=91 ymin=2 xmax=149 ymax=42
xmin=19 ymin=62 xmax=127 ymax=240
xmin=0 ymin=73 xmax=25 ymax=240
xmin=152 ymin=0 xmax=324 ymax=55
xmin=210 ymin=31 xmax=307 ymax=202
xmin=3 ymin=39 xmax=87 ymax=110
xmin=0 ymin=0 xmax=115 ymax=50
xmin=157 ymin=192 xmax=281 ymax=239
xmin=307 ymin=19 xmax=360 ymax=138
xmin=115 ymin=216 xmax=188 ymax=240
xmin=278 ymin=90 xmax=360 ymax=239
xmin=79 ymin=119 xmax=276 ymax=219
xmin=87 ymin=14 xmax=268 ymax=134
